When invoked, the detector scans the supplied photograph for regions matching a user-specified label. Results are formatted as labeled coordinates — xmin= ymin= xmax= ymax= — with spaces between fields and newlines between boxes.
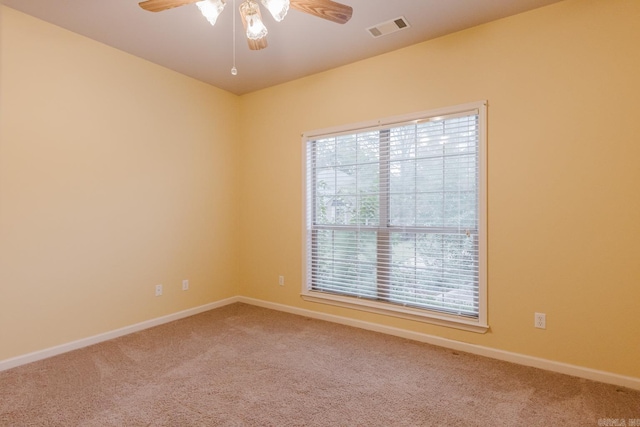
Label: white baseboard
xmin=3 ymin=295 xmax=638 ymax=392
xmin=237 ymin=296 xmax=640 ymax=391
xmin=0 ymin=296 xmax=240 ymax=372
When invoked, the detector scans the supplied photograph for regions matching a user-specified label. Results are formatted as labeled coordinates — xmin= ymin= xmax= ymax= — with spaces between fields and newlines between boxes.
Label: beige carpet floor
xmin=1 ymin=303 xmax=638 ymax=426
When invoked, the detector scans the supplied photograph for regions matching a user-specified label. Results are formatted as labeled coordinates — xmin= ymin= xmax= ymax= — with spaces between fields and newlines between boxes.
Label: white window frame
xmin=301 ymin=101 xmax=488 ymax=333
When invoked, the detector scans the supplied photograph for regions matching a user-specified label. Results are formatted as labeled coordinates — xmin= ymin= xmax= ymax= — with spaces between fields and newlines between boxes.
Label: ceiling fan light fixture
xmin=196 ymin=0 xmax=227 ymax=26
xmin=240 ymin=0 xmax=268 ymax=40
xmin=261 ymin=0 xmax=289 ymax=22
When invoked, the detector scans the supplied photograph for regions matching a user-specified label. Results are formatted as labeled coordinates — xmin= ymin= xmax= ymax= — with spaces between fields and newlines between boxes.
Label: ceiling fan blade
xmin=138 ymin=0 xmax=201 ymax=12
xmin=290 ymin=0 xmax=353 ymax=24
xmin=247 ymin=36 xmax=268 ymax=50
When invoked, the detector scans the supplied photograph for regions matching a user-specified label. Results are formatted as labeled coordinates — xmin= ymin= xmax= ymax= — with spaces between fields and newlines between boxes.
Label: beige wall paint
xmin=239 ymin=0 xmax=640 ymax=378
xmin=0 ymin=7 xmax=241 ymax=360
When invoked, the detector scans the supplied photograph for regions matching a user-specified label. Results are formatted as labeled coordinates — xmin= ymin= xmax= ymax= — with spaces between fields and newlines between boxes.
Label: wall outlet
xmin=155 ymin=284 xmax=163 ymax=297
xmin=182 ymin=279 xmax=189 ymax=291
xmin=534 ymin=312 xmax=546 ymax=329
xmin=278 ymin=276 xmax=284 ymax=286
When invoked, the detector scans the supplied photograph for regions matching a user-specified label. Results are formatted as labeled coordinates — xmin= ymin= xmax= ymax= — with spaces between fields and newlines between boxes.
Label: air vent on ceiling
xmin=367 ymin=16 xmax=410 ymax=38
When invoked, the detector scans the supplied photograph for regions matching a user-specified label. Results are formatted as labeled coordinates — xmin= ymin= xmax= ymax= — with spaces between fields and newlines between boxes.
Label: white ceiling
xmin=0 ymin=0 xmax=564 ymax=95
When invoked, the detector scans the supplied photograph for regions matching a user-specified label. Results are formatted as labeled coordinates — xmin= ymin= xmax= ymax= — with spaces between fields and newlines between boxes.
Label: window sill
xmin=301 ymin=291 xmax=489 ymax=334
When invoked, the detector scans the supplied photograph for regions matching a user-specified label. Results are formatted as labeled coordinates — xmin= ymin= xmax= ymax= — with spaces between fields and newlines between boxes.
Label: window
xmin=302 ymin=102 xmax=487 ymax=332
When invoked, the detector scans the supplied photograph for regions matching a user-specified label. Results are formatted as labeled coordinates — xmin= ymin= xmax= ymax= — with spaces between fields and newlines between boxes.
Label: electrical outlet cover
xmin=534 ymin=312 xmax=546 ymax=329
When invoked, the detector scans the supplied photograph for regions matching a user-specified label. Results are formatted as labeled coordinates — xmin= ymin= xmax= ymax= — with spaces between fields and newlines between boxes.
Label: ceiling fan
xmin=138 ymin=0 xmax=353 ymax=51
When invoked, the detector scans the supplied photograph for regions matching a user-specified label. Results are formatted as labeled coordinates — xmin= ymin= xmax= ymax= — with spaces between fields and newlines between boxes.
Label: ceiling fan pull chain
xmin=231 ymin=0 xmax=238 ymax=75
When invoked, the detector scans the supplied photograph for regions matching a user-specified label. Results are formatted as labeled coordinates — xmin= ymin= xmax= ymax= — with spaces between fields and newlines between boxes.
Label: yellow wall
xmin=0 ymin=6 xmax=241 ymax=360
xmin=239 ymin=0 xmax=640 ymax=378
xmin=2 ymin=0 xmax=639 ymax=380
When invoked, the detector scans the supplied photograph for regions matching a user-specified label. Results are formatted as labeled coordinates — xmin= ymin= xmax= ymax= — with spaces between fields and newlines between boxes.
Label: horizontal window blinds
xmin=306 ymin=109 xmax=480 ymax=318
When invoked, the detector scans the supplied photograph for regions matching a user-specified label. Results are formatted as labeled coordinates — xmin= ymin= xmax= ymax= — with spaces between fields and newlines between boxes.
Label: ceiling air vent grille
xmin=367 ymin=17 xmax=410 ymax=38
